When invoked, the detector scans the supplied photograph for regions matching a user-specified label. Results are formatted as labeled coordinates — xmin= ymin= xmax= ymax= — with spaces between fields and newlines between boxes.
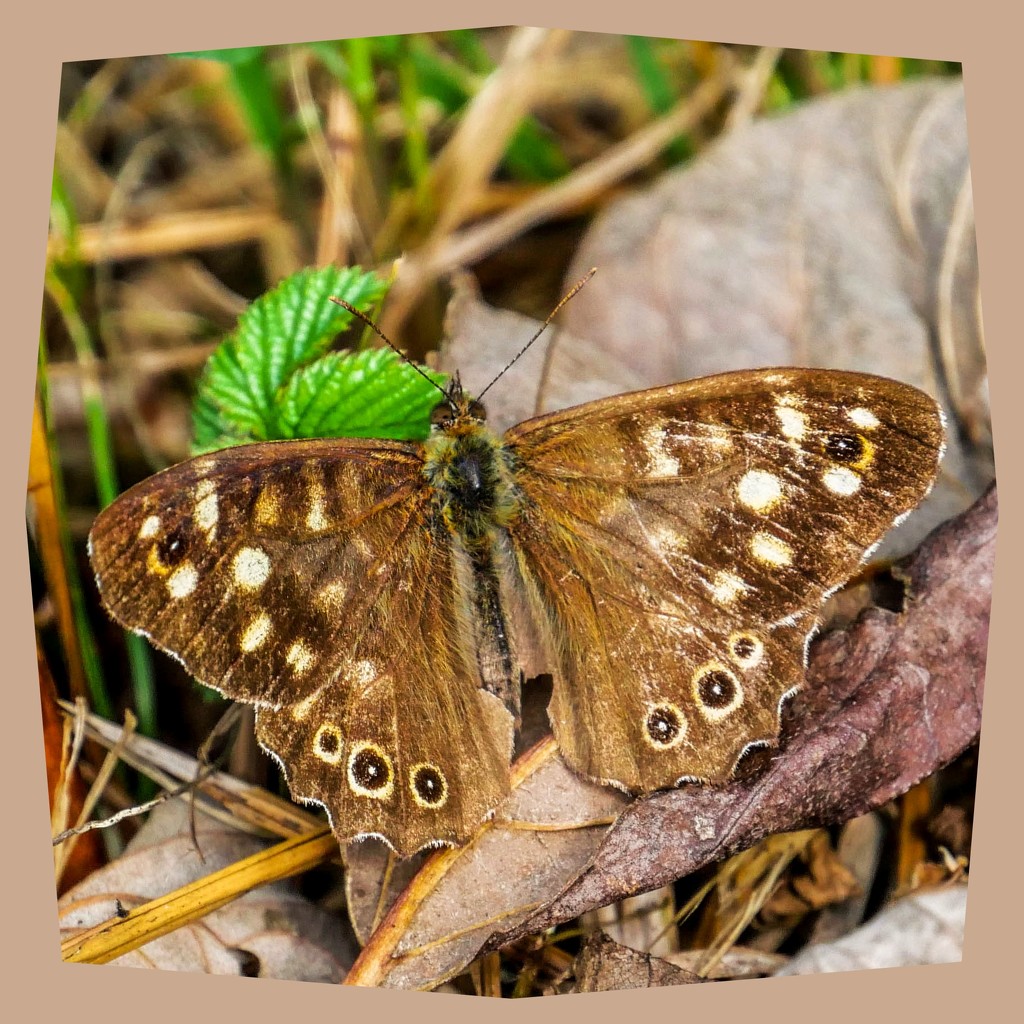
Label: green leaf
xmin=191 ymin=388 xmax=256 ymax=454
xmin=193 ymin=265 xmax=388 ymax=448
xmin=278 ymin=349 xmax=447 ymax=440
xmin=626 ymin=36 xmax=677 ymax=114
xmin=191 ymin=266 xmax=445 ymax=454
xmin=408 ymin=37 xmax=474 ymax=113
xmin=625 ymin=36 xmax=691 ymax=165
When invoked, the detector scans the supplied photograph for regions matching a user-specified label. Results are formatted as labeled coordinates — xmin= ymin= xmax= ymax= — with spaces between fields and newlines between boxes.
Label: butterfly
xmin=88 ymin=354 xmax=944 ymax=857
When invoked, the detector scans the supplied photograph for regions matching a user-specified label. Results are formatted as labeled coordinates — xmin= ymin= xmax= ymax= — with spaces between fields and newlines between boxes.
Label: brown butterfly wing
xmin=89 ymin=439 xmax=512 ymax=856
xmin=503 ymin=368 xmax=944 ymax=792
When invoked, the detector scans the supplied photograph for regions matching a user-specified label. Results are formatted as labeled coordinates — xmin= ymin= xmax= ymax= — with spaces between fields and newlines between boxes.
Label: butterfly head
xmin=429 ymin=371 xmax=488 ymax=436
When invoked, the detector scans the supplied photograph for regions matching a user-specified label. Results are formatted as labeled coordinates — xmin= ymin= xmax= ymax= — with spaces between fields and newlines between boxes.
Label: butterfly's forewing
xmin=89 ymin=440 xmax=513 ymax=856
xmin=504 ymin=368 xmax=944 ymax=792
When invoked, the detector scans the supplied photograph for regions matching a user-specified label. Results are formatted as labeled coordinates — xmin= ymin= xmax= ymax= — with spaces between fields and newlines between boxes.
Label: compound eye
xmin=430 ymin=402 xmax=455 ymax=430
xmin=467 ymin=399 xmax=487 ymax=422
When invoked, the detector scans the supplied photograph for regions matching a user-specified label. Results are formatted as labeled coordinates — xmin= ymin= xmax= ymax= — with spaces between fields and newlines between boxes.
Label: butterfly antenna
xmin=476 ymin=267 xmax=597 ymax=403
xmin=329 ymin=297 xmax=449 ymax=401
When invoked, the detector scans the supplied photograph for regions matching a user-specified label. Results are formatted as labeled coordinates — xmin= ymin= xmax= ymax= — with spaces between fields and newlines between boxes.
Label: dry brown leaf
xmin=58 ymin=799 xmax=355 ymax=979
xmin=584 ymin=887 xmax=680 ymax=959
xmin=442 ymin=272 xmax=648 ymax=434
xmin=807 ymin=812 xmax=885 ymax=944
xmin=572 ymin=933 xmax=703 ymax=992
xmin=343 ymin=840 xmax=430 ymax=947
xmin=345 ymin=741 xmax=626 ymax=989
xmin=663 ymin=945 xmax=788 ymax=981
xmin=929 ymin=805 xmax=972 ymax=859
xmin=764 ymin=831 xmax=860 ymax=925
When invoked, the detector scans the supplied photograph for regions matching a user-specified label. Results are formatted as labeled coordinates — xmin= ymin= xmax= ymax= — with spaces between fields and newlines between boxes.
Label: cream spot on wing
xmin=286 ymin=640 xmax=315 ymax=675
xmin=847 ymin=406 xmax=880 ymax=430
xmin=138 ymin=515 xmax=161 ymax=540
xmin=643 ymin=423 xmax=680 ymax=476
xmin=651 ymin=524 xmax=687 ymax=557
xmin=166 ymin=563 xmax=198 ymax=599
xmin=306 ymin=479 xmax=329 ymax=531
xmin=194 ymin=479 xmax=219 ymax=538
xmin=823 ymin=467 xmax=862 ymax=496
xmin=751 ymin=532 xmax=793 ymax=567
xmin=703 ymin=425 xmax=733 ymax=449
xmin=737 ymin=470 xmax=783 ymax=512
xmin=240 ymin=612 xmax=272 ymax=652
xmin=775 ymin=402 xmax=808 ymax=442
xmin=290 ymin=691 xmax=320 ymax=720
xmin=710 ymin=570 xmax=750 ymax=604
xmin=352 ymin=660 xmax=377 ymax=687
xmin=232 ymin=546 xmax=271 ymax=589
xmin=312 ymin=723 xmax=343 ymax=764
xmin=191 ymin=456 xmax=217 ymax=475
xmin=316 ymin=581 xmax=347 ymax=611
xmin=254 ymin=488 xmax=280 ymax=526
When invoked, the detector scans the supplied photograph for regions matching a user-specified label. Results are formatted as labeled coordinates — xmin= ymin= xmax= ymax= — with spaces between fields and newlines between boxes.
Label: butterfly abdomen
xmin=420 ymin=413 xmax=526 ymax=719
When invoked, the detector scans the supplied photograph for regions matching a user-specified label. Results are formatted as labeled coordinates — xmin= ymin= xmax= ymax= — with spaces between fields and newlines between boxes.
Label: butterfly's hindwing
xmin=253 ymin=524 xmax=514 ymax=853
xmin=504 ymin=369 xmax=944 ymax=790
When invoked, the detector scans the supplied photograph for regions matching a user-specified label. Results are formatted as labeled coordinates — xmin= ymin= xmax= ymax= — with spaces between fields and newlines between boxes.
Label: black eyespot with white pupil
xmin=697 ymin=670 xmax=737 ymax=709
xmin=155 ymin=522 xmax=193 ymax=566
xmin=645 ymin=704 xmax=686 ymax=749
xmin=824 ymin=432 xmax=865 ymax=463
xmin=350 ymin=748 xmax=390 ymax=790
xmin=411 ymin=764 xmax=447 ymax=807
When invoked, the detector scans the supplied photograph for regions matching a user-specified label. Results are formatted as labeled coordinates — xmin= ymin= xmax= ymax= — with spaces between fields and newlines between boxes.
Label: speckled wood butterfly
xmin=89 ymin=346 xmax=944 ymax=856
